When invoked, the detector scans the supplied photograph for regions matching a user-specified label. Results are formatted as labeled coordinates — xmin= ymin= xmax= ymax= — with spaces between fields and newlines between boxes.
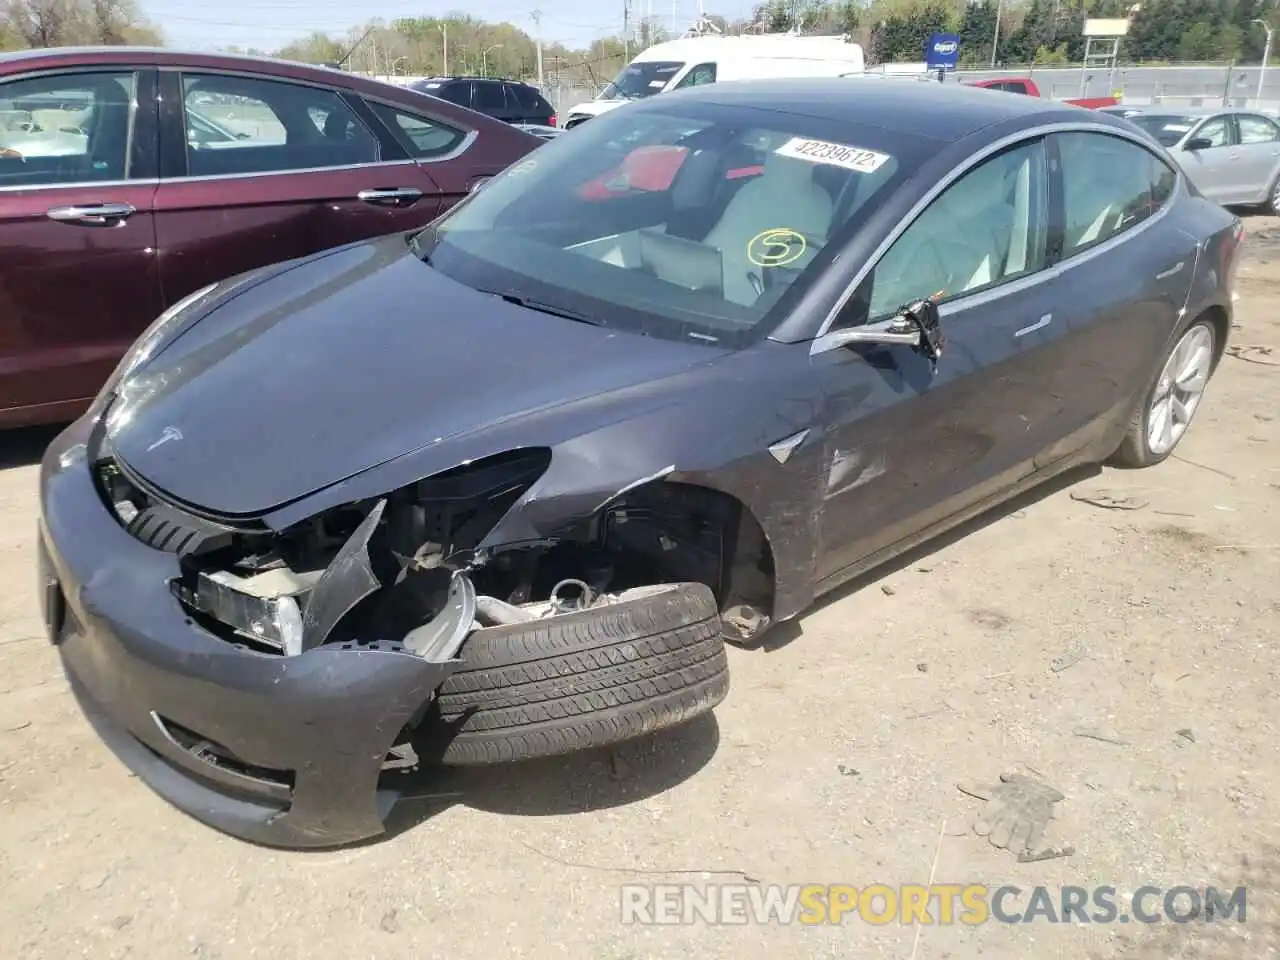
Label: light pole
xmin=990 ymin=0 xmax=1004 ymax=69
xmin=482 ymin=43 xmax=504 ymax=77
xmin=1254 ymin=19 xmax=1274 ymax=107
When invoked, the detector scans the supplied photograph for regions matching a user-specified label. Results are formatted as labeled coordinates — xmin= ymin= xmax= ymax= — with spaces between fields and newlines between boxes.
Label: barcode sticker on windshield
xmin=774 ymin=137 xmax=891 ymax=174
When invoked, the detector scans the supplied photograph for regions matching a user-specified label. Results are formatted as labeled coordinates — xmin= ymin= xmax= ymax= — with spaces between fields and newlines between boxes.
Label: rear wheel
xmin=1110 ymin=318 xmax=1216 ymax=468
xmin=431 ymin=583 xmax=728 ymax=765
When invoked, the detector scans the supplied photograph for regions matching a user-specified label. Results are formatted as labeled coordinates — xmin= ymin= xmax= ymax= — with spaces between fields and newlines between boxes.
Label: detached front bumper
xmin=38 ymin=420 xmax=460 ymax=849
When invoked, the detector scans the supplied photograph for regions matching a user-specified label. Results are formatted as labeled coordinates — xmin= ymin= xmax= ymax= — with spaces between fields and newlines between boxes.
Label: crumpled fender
xmin=264 ymin=343 xmax=831 ymax=623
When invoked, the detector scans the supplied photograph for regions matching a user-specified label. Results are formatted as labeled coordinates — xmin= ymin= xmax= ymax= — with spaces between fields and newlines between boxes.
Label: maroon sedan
xmin=0 ymin=47 xmax=539 ymax=428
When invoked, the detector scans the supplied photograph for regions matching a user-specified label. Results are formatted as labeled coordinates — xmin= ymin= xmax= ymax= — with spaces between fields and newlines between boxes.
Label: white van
xmin=562 ymin=34 xmax=865 ymax=128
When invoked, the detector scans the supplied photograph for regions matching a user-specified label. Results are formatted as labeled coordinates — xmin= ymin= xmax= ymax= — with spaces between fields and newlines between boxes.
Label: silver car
xmin=1103 ymin=105 xmax=1280 ymax=211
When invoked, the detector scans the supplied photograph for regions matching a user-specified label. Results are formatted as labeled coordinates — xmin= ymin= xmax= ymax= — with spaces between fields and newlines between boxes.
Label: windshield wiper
xmin=485 ymin=291 xmax=602 ymax=326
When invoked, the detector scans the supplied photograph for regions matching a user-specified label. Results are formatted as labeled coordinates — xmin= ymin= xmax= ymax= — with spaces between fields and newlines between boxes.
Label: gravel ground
xmin=0 ymin=219 xmax=1277 ymax=960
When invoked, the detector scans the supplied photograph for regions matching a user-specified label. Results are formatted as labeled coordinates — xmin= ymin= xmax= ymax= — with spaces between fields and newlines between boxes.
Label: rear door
xmin=151 ymin=69 xmax=444 ymax=306
xmin=1232 ymin=112 xmax=1280 ymax=203
xmin=1029 ymin=130 xmax=1197 ymax=467
xmin=361 ymin=96 xmax=493 ymax=212
xmin=0 ymin=67 xmax=161 ymax=423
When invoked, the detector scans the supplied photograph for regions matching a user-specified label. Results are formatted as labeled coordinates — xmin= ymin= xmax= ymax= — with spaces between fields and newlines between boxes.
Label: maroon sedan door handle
xmin=46 ymin=202 xmax=136 ymax=226
xmin=356 ymin=187 xmax=423 ymax=207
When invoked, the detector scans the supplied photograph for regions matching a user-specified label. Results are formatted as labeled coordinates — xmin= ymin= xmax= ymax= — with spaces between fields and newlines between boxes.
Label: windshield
xmin=600 ymin=61 xmax=684 ymax=100
xmin=1124 ymin=114 xmax=1198 ymax=147
xmin=413 ymin=102 xmax=931 ymax=348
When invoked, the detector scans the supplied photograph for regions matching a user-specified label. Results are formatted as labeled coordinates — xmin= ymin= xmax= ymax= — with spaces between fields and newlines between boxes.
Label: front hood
xmin=106 ymin=236 xmax=728 ymax=517
xmin=569 ymin=100 xmax=625 ymax=117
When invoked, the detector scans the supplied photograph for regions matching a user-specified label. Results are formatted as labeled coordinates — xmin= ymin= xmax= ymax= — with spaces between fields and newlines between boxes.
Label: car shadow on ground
xmin=376 ymin=713 xmax=721 ymax=842
xmin=0 ymin=424 xmax=64 ymax=470
xmin=744 ymin=462 xmax=1104 ymax=654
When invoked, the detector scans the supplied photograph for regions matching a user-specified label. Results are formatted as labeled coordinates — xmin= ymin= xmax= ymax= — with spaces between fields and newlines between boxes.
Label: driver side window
xmin=862 ymin=139 xmax=1048 ymax=321
xmin=1191 ymin=117 xmax=1230 ymax=148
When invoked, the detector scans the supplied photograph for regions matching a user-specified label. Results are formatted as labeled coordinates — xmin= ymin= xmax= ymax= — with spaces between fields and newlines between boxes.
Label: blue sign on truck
xmin=926 ymin=33 xmax=961 ymax=71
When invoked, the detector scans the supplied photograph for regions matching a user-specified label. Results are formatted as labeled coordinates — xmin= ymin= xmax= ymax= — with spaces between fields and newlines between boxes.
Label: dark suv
xmin=412 ymin=77 xmax=556 ymax=127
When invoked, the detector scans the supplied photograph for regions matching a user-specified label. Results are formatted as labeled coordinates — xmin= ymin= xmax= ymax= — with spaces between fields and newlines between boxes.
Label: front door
xmin=151 ymin=69 xmax=444 ymax=306
xmin=0 ymin=67 xmax=161 ymax=425
xmin=1179 ymin=115 xmax=1240 ymax=203
xmin=815 ymin=137 xmax=1055 ymax=581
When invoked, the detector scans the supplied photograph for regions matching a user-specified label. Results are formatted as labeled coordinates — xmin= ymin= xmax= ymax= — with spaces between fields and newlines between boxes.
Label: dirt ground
xmin=1 ymin=220 xmax=1278 ymax=960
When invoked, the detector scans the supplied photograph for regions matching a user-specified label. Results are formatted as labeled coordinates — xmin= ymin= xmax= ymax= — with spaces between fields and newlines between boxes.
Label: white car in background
xmin=562 ymin=33 xmax=866 ymax=128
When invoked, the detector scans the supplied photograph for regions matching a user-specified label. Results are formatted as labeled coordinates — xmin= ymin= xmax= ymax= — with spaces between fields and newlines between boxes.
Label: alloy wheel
xmin=1147 ymin=323 xmax=1214 ymax=457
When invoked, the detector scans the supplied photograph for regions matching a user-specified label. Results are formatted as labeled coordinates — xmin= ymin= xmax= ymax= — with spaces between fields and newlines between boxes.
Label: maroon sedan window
xmin=367 ymin=102 xmax=466 ymax=159
xmin=180 ymin=73 xmax=380 ymax=177
xmin=0 ymin=72 xmax=138 ymax=186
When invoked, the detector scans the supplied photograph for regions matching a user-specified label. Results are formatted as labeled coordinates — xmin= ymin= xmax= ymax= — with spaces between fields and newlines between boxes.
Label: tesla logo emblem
xmin=146 ymin=426 xmax=183 ymax=451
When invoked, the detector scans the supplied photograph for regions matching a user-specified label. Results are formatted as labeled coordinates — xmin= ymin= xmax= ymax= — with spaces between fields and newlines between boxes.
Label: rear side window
xmin=368 ymin=102 xmax=467 ymax=159
xmin=1238 ymin=113 xmax=1280 ymax=144
xmin=511 ymin=84 xmax=554 ymax=114
xmin=179 ymin=73 xmax=379 ymax=177
xmin=673 ymin=63 xmax=717 ymax=89
xmin=1056 ymin=132 xmax=1175 ymax=256
xmin=473 ymin=81 xmax=507 ymax=112
xmin=0 ymin=71 xmax=138 ymax=186
xmin=435 ymin=82 xmax=472 ymax=107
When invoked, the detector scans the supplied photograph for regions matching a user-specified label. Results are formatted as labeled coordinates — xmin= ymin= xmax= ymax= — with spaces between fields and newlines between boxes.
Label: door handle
xmin=357 ymin=187 xmax=423 ymax=207
xmin=1154 ymin=261 xmax=1185 ymax=280
xmin=46 ymin=202 xmax=135 ymax=225
xmin=1014 ymin=314 xmax=1051 ymax=337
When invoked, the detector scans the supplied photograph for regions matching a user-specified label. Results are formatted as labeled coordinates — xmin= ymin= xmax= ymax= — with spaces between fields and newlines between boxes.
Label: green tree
xmin=959 ymin=0 xmax=998 ymax=65
xmin=1176 ymin=19 xmax=1219 ymax=59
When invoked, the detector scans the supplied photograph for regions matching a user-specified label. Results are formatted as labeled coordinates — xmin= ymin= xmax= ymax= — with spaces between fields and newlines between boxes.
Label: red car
xmin=0 ymin=47 xmax=538 ymax=428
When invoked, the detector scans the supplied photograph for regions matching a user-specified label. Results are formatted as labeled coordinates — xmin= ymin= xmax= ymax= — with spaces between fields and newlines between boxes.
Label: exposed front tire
xmin=1109 ymin=316 xmax=1217 ymax=468
xmin=432 ymin=583 xmax=728 ymax=765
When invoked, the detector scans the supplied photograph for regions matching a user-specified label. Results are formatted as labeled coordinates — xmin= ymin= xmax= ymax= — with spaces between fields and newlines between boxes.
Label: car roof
xmin=650 ymin=77 xmax=1080 ymax=142
xmin=0 ymin=46 xmax=402 ymax=97
xmin=421 ymin=76 xmax=528 ymax=85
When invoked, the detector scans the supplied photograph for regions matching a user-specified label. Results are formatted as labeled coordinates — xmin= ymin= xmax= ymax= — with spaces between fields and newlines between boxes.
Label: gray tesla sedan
xmin=1101 ymin=104 xmax=1280 ymax=211
xmin=38 ymin=78 xmax=1241 ymax=849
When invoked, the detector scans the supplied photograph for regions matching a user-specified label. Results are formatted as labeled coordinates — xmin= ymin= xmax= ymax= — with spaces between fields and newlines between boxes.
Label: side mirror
xmin=1185 ymin=136 xmax=1214 ymax=151
xmin=817 ymin=298 xmax=946 ymax=367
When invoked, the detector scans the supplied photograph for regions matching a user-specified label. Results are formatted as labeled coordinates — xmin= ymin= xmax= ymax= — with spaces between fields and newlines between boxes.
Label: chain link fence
xmin=533 ymin=63 xmax=1280 ymax=117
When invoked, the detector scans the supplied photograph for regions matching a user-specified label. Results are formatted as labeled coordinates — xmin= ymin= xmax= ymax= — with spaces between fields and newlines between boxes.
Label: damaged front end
xmin=94 ymin=448 xmax=557 ymax=662
xmin=97 ymin=439 xmax=775 ymax=666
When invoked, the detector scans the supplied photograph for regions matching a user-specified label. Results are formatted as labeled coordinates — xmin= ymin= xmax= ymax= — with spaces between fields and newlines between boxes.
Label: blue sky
xmin=143 ymin=0 xmax=758 ymax=53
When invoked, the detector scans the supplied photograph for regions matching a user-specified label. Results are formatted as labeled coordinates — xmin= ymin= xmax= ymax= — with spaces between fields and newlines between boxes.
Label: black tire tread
xmin=434 ymin=582 xmax=729 ymax=766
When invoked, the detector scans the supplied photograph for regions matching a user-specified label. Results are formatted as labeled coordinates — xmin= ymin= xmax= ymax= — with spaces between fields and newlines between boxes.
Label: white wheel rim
xmin=1147 ymin=324 xmax=1214 ymax=457
xmin=1273 ymin=179 xmax=1280 ymax=209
